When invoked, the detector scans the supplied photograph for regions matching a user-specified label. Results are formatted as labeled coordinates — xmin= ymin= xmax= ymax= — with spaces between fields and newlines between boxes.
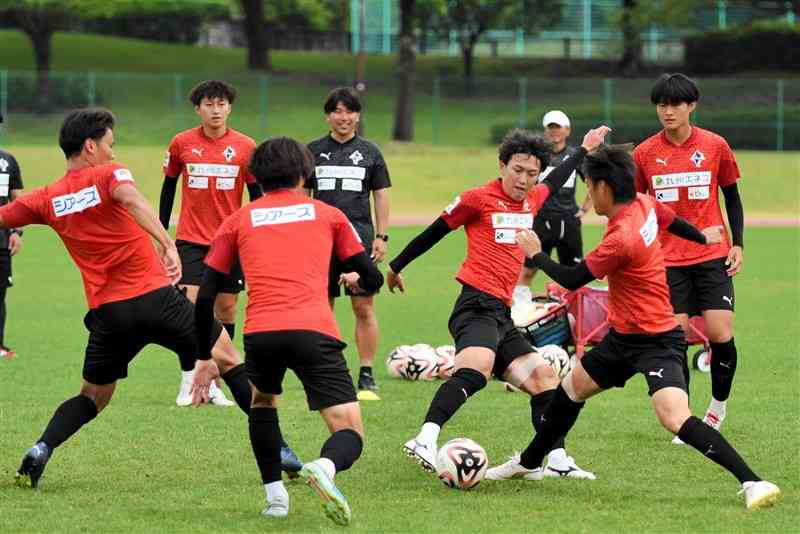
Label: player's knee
xmin=451 ymin=368 xmax=488 ymax=397
xmin=350 ymin=299 xmax=374 ymax=322
xmin=80 ymin=383 xmax=115 ymax=413
xmin=658 ymin=412 xmax=690 ymax=434
xmin=213 ymin=298 xmax=237 ymax=323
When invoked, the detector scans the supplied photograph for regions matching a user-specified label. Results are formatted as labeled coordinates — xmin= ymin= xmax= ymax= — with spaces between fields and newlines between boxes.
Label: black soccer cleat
xmin=281 ymin=445 xmax=303 ymax=480
xmin=358 ymin=372 xmax=379 ymax=392
xmin=15 ymin=442 xmax=52 ymax=489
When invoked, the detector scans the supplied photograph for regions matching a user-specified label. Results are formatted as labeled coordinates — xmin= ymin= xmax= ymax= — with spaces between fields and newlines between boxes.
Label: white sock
xmin=181 ymin=369 xmax=194 ymax=383
xmin=265 ymin=481 xmax=288 ymax=503
xmin=315 ymin=457 xmax=336 ymax=480
xmin=547 ymin=448 xmax=567 ymax=466
xmin=417 ymin=422 xmax=441 ymax=445
xmin=709 ymin=398 xmax=727 ymax=417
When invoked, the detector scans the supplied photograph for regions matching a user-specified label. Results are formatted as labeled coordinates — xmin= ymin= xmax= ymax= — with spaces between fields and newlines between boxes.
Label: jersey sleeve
xmin=633 ymin=147 xmax=650 ymax=194
xmin=205 ymin=213 xmax=240 ymax=274
xmin=241 ymin=138 xmax=257 ymax=185
xmin=717 ymin=138 xmax=740 ymax=188
xmin=368 ymin=151 xmax=391 ymax=191
xmin=652 ymin=197 xmax=676 ymax=227
xmin=6 ymin=153 xmax=22 ymax=190
xmin=164 ymin=136 xmax=182 ymax=177
xmin=585 ymin=229 xmax=629 ymax=279
xmin=0 ymin=190 xmax=47 ymax=227
xmin=332 ymin=208 xmax=366 ymax=260
xmin=440 ymin=189 xmax=481 ymax=230
xmin=529 ymin=183 xmax=551 ymax=212
xmin=305 ymin=143 xmax=318 ymax=191
xmin=102 ymin=164 xmax=137 ymax=197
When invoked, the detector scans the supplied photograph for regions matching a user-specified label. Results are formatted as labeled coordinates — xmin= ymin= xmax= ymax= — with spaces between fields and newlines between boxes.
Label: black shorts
xmin=328 ymin=223 xmax=377 ymax=298
xmin=0 ymin=248 xmax=11 ymax=288
xmin=244 ymin=330 xmax=357 ymax=411
xmin=83 ymin=285 xmax=223 ymax=385
xmin=527 ymin=215 xmax=583 ymax=268
xmin=177 ymin=240 xmax=244 ymax=294
xmin=581 ymin=327 xmax=689 ymax=396
xmin=666 ymin=257 xmax=734 ymax=316
xmin=448 ymin=284 xmax=533 ymax=378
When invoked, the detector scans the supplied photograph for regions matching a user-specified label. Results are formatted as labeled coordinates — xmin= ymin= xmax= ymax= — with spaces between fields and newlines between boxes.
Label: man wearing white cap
xmin=513 ymin=110 xmax=592 ymax=305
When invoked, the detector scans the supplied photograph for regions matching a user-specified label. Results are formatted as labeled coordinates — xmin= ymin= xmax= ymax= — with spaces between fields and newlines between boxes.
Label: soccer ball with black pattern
xmin=436 ymin=438 xmax=488 ymax=490
xmin=404 ymin=344 xmax=439 ymax=381
xmin=435 ymin=345 xmax=456 ymax=379
xmin=386 ymin=345 xmax=413 ymax=378
xmin=538 ymin=344 xmax=571 ymax=379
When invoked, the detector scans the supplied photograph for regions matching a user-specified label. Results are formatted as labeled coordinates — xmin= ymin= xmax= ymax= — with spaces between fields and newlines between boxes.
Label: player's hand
xmin=581 ymin=125 xmax=612 ymax=153
xmin=725 ymin=245 xmax=743 ymax=277
xmin=386 ymin=267 xmax=405 ymax=293
xmin=516 ymin=229 xmax=542 ymax=257
xmin=575 ymin=208 xmax=587 ymax=219
xmin=371 ymin=239 xmax=387 ymax=263
xmin=191 ymin=359 xmax=219 ymax=407
xmin=8 ymin=233 xmax=22 ymax=256
xmin=160 ymin=243 xmax=182 ymax=285
xmin=339 ymin=272 xmax=365 ymax=294
xmin=701 ymin=225 xmax=724 ymax=245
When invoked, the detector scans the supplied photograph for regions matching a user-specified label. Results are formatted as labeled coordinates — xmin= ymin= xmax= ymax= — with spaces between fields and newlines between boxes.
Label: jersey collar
xmin=328 ymin=132 xmax=358 ymax=146
xmin=660 ymin=125 xmax=698 ymax=148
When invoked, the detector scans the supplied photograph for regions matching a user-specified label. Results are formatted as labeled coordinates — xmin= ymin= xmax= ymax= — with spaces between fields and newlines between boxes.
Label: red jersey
xmin=440 ymin=179 xmax=549 ymax=306
xmin=0 ymin=163 xmax=169 ymax=309
xmin=585 ymin=194 xmax=680 ymax=335
xmin=634 ymin=126 xmax=740 ymax=266
xmin=205 ymin=189 xmax=364 ymax=339
xmin=164 ymin=126 xmax=257 ymax=245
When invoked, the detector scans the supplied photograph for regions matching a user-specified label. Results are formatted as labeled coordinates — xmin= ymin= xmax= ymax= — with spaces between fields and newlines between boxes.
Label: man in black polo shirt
xmin=513 ymin=110 xmax=592 ymax=307
xmin=307 ymin=87 xmax=391 ymax=399
xmin=0 ymin=112 xmax=24 ymax=359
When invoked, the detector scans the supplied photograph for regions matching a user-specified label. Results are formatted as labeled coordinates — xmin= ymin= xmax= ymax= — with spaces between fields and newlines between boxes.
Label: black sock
xmin=0 ymin=285 xmax=7 ymax=347
xmin=359 ymin=366 xmax=373 ymax=376
xmin=520 ymin=385 xmax=584 ymax=469
xmin=39 ymin=395 xmax=98 ymax=450
xmin=677 ymin=416 xmax=758 ymax=483
xmin=424 ymin=368 xmax=487 ymax=427
xmin=531 ymin=390 xmax=565 ymax=452
xmin=223 ymin=322 xmax=235 ymax=342
xmin=249 ymin=407 xmax=282 ymax=484
xmin=321 ymin=429 xmax=363 ymax=473
xmin=221 ymin=363 xmax=251 ymax=416
xmin=710 ymin=339 xmax=737 ymax=402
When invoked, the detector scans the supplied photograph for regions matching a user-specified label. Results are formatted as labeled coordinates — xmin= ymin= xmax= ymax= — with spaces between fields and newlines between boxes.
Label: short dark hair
xmin=583 ymin=144 xmax=636 ymax=203
xmin=650 ymin=73 xmax=699 ymax=105
xmin=59 ymin=108 xmax=115 ymax=158
xmin=498 ymin=128 xmax=551 ymax=169
xmin=249 ymin=137 xmax=314 ymax=192
xmin=323 ymin=87 xmax=362 ymax=114
xmin=189 ymin=80 xmax=237 ymax=106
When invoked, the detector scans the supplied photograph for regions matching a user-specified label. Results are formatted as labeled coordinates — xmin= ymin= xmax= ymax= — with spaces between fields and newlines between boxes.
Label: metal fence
xmin=0 ymin=70 xmax=796 ymax=151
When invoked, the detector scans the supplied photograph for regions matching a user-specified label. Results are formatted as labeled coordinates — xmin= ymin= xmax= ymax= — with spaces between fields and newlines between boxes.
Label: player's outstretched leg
xmin=15 ymin=392 xmax=100 ymax=489
xmin=404 ymin=366 xmax=487 ymax=473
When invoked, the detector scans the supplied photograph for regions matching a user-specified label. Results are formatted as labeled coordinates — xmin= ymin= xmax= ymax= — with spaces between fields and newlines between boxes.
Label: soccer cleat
xmin=261 ymin=497 xmax=289 ymax=518
xmin=357 ymin=372 xmax=379 ymax=392
xmin=740 ymin=480 xmax=781 ymax=510
xmin=15 ymin=442 xmax=52 ymax=489
xmin=485 ymin=453 xmax=543 ymax=481
xmin=403 ymin=438 xmax=437 ymax=473
xmin=542 ymin=455 xmax=597 ymax=480
xmin=208 ymin=381 xmax=235 ymax=407
xmin=671 ymin=435 xmax=685 ymax=445
xmin=0 ymin=346 xmax=16 ymax=359
xmin=702 ymin=409 xmax=725 ymax=431
xmin=175 ymin=379 xmax=193 ymax=407
xmin=281 ymin=445 xmax=303 ymax=480
xmin=301 ymin=461 xmax=352 ymax=526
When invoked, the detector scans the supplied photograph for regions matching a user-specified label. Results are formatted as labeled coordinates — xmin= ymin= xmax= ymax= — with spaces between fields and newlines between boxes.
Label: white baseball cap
xmin=542 ymin=110 xmax=570 ymax=128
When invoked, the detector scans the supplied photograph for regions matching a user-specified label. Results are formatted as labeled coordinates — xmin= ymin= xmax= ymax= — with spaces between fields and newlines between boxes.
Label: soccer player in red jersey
xmin=387 ymin=126 xmax=609 ymax=480
xmin=196 ymin=137 xmax=382 ymax=524
xmin=0 ymin=109 xmax=252 ymax=489
xmin=497 ymin=145 xmax=779 ymax=510
xmin=634 ymin=74 xmax=745 ymax=441
xmin=160 ymin=80 xmax=260 ymax=407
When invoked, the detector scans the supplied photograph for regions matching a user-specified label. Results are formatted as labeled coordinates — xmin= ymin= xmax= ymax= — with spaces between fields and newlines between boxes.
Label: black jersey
xmin=536 ymin=145 xmax=584 ymax=219
xmin=0 ymin=149 xmax=23 ymax=249
xmin=307 ymin=134 xmax=391 ymax=231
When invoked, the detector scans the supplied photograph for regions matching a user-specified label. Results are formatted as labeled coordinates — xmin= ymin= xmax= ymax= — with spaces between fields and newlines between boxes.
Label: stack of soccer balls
xmin=386 ymin=344 xmax=455 ymax=381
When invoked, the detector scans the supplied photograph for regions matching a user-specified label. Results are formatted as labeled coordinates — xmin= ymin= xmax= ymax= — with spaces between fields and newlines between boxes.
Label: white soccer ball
xmin=435 ymin=345 xmax=456 ymax=379
xmin=386 ymin=345 xmax=413 ymax=378
xmin=436 ymin=438 xmax=489 ymax=490
xmin=403 ymin=344 xmax=439 ymax=381
xmin=538 ymin=344 xmax=571 ymax=379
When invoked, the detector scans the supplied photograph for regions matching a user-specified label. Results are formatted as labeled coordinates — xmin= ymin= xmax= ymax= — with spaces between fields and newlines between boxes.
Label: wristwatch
xmin=376 ymin=233 xmax=389 ymax=242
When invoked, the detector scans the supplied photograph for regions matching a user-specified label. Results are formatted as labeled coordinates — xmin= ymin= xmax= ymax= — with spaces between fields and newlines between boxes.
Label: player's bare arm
xmin=372 ymin=188 xmax=390 ymax=262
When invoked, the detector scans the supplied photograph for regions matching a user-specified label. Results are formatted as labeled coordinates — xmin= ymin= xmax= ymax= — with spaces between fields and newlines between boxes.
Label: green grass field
xmin=0 ymin=222 xmax=797 ymax=533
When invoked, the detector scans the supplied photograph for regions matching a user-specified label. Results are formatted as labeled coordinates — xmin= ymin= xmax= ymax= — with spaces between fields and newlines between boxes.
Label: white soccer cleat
xmin=485 ymin=453 xmax=542 ymax=481
xmin=740 ymin=480 xmax=781 ymax=510
xmin=671 ymin=435 xmax=685 ymax=445
xmin=175 ymin=379 xmax=193 ymax=407
xmin=209 ymin=381 xmax=235 ymax=407
xmin=403 ymin=438 xmax=437 ymax=473
xmin=702 ymin=409 xmax=725 ymax=431
xmin=542 ymin=455 xmax=596 ymax=480
xmin=262 ymin=496 xmax=289 ymax=518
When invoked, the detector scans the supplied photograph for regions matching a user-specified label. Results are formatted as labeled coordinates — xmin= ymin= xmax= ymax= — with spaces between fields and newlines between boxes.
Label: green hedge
xmin=684 ymin=20 xmax=800 ymax=73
